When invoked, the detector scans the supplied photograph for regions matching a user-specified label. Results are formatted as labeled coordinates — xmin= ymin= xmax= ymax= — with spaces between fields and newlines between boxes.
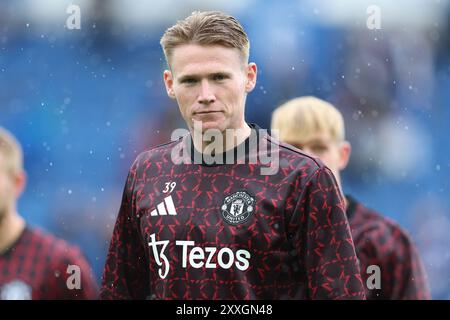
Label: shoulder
xmin=125 ymin=137 xmax=186 ymax=179
xmin=134 ymin=137 xmax=184 ymax=165
xmin=349 ymin=200 xmax=415 ymax=252
xmin=26 ymin=227 xmax=86 ymax=265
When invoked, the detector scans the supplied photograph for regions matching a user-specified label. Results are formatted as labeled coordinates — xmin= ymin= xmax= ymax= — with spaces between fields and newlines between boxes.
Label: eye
xmin=311 ymin=145 xmax=328 ymax=153
xmin=213 ymin=74 xmax=227 ymax=81
xmin=292 ymin=144 xmax=304 ymax=150
xmin=181 ymin=77 xmax=197 ymax=85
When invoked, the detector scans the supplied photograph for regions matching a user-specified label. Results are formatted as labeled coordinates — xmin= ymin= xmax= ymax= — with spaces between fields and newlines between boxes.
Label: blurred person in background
xmin=0 ymin=127 xmax=98 ymax=299
xmin=271 ymin=96 xmax=431 ymax=299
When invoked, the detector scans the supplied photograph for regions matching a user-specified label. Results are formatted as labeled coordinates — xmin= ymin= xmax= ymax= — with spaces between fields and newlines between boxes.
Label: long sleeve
xmin=289 ymin=167 xmax=366 ymax=299
xmin=100 ymin=158 xmax=150 ymax=300
xmin=48 ymin=246 xmax=99 ymax=299
xmin=356 ymin=223 xmax=431 ymax=299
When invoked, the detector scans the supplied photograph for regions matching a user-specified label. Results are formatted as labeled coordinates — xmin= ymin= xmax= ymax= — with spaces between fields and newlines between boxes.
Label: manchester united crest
xmin=221 ymin=191 xmax=256 ymax=225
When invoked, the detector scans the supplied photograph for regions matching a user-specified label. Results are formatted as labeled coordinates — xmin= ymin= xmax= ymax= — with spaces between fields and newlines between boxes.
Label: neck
xmin=334 ymin=174 xmax=348 ymax=210
xmin=343 ymin=194 xmax=348 ymax=210
xmin=0 ymin=210 xmax=25 ymax=254
xmin=191 ymin=122 xmax=252 ymax=155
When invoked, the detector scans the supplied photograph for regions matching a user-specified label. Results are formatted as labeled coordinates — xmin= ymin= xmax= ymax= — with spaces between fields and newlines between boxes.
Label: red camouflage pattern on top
xmin=0 ymin=227 xmax=99 ymax=299
xmin=347 ymin=196 xmax=431 ymax=299
xmin=101 ymin=127 xmax=365 ymax=299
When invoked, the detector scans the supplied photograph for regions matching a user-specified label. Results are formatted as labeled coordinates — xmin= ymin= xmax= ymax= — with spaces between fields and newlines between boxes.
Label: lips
xmin=194 ymin=110 xmax=223 ymax=115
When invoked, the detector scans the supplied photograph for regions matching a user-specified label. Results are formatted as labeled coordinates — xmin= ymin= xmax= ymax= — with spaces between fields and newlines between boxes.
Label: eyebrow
xmin=288 ymin=139 xmax=329 ymax=148
xmin=177 ymin=72 xmax=232 ymax=83
xmin=305 ymin=139 xmax=328 ymax=145
xmin=177 ymin=75 xmax=198 ymax=83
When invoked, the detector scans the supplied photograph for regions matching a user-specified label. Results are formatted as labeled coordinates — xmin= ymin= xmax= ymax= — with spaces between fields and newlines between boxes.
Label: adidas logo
xmin=150 ymin=195 xmax=177 ymax=216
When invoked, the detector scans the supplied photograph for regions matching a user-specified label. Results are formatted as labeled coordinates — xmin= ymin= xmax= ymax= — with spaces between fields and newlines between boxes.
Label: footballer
xmin=271 ymin=96 xmax=431 ymax=299
xmin=0 ymin=127 xmax=98 ymax=300
xmin=101 ymin=11 xmax=365 ymax=300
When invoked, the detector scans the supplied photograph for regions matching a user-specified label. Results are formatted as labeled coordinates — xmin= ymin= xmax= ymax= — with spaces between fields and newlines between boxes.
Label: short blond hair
xmin=0 ymin=127 xmax=23 ymax=175
xmin=160 ymin=11 xmax=250 ymax=66
xmin=271 ymin=96 xmax=345 ymax=144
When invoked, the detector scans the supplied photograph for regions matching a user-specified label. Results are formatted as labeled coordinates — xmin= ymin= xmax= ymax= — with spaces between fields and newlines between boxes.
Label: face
xmin=0 ymin=154 xmax=24 ymax=221
xmin=163 ymin=44 xmax=257 ymax=133
xmin=0 ymin=156 xmax=14 ymax=219
xmin=287 ymin=132 xmax=351 ymax=185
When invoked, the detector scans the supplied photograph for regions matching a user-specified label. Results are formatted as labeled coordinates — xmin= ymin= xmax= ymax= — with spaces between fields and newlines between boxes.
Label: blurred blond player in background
xmin=271 ymin=96 xmax=431 ymax=299
xmin=0 ymin=127 xmax=98 ymax=299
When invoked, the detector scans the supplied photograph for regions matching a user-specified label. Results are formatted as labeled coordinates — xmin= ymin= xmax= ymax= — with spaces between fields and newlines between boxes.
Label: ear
xmin=163 ymin=70 xmax=176 ymax=99
xmin=338 ymin=141 xmax=351 ymax=171
xmin=245 ymin=62 xmax=257 ymax=93
xmin=14 ymin=170 xmax=26 ymax=199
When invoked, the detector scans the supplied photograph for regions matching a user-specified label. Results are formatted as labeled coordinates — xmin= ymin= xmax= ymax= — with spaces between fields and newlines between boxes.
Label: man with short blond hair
xmin=101 ymin=11 xmax=365 ymax=300
xmin=160 ymin=10 xmax=250 ymax=66
xmin=271 ymin=96 xmax=431 ymax=299
xmin=0 ymin=127 xmax=98 ymax=300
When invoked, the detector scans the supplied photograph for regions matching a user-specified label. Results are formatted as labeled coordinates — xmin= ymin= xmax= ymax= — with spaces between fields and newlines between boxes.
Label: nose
xmin=197 ymin=79 xmax=216 ymax=105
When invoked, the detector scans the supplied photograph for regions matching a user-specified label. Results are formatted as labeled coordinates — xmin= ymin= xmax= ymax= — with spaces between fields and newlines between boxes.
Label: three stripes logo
xmin=150 ymin=195 xmax=177 ymax=216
